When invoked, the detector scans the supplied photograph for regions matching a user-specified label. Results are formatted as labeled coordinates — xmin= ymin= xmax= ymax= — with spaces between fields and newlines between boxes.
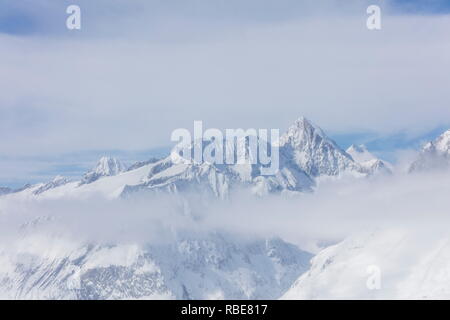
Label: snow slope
xmin=279 ymin=117 xmax=365 ymax=178
xmin=346 ymin=144 xmax=392 ymax=175
xmin=80 ymin=157 xmax=125 ymax=184
xmin=410 ymin=130 xmax=450 ymax=172
xmin=0 ymin=230 xmax=312 ymax=299
xmin=282 ymin=228 xmax=450 ymax=299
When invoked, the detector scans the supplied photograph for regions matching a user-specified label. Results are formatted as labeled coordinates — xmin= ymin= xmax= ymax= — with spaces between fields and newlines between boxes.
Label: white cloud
xmin=1 ymin=168 xmax=449 ymax=254
xmin=0 ymin=1 xmax=449 ymax=159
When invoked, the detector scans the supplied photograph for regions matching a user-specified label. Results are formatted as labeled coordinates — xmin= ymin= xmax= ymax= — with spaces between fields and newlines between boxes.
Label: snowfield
xmin=283 ymin=228 xmax=450 ymax=299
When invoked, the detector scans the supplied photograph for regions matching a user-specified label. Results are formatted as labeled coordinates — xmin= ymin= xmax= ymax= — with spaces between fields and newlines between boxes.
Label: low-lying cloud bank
xmin=0 ymin=169 xmax=449 ymax=253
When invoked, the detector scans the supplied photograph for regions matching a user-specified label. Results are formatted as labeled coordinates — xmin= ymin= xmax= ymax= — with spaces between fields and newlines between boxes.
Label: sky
xmin=0 ymin=0 xmax=450 ymax=187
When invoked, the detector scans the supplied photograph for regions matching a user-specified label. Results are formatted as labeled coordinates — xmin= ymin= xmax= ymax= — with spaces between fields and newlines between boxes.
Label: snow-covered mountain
xmin=80 ymin=157 xmax=125 ymax=185
xmin=126 ymin=158 xmax=160 ymax=171
xmin=279 ymin=117 xmax=365 ymax=178
xmin=346 ymin=144 xmax=375 ymax=163
xmin=33 ymin=176 xmax=70 ymax=195
xmin=346 ymin=144 xmax=392 ymax=175
xmin=1 ymin=117 xmax=377 ymax=201
xmin=0 ymin=116 xmax=374 ymax=300
xmin=409 ymin=130 xmax=450 ymax=172
xmin=0 ymin=120 xmax=449 ymax=300
xmin=122 ymin=117 xmax=379 ymax=198
xmin=0 ymin=228 xmax=312 ymax=299
xmin=123 ymin=152 xmax=315 ymax=199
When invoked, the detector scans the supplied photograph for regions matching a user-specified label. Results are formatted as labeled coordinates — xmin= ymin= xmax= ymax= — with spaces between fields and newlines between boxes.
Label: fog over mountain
xmin=1 ymin=0 xmax=450 ymax=301
xmin=0 ymin=118 xmax=449 ymax=299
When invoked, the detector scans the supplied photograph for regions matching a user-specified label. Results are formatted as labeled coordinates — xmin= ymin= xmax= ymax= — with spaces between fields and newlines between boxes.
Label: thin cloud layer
xmin=1 ymin=169 xmax=449 ymax=255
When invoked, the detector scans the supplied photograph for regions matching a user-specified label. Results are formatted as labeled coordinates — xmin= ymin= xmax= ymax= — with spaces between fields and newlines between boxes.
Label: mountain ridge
xmin=2 ymin=120 xmax=448 ymax=200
